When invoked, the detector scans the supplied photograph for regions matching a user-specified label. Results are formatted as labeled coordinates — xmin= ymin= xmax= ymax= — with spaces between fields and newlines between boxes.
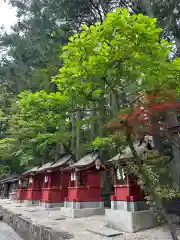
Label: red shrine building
xmin=106 ymin=136 xmax=155 ymax=232
xmin=39 ymin=154 xmax=73 ymax=208
xmin=15 ymin=143 xmax=156 ymax=232
xmin=61 ymin=151 xmax=105 ymax=218
xmin=17 ymin=166 xmax=39 ymax=204
xmin=17 ymin=153 xmax=74 ymax=207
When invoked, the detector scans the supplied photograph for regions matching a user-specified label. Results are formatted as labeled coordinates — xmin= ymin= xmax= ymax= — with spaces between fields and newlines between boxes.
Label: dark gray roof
xmin=36 ymin=154 xmax=73 ymax=172
xmin=65 ymin=153 xmax=99 ymax=169
xmin=49 ymin=154 xmax=73 ymax=169
xmin=108 ymin=141 xmax=151 ymax=163
xmin=21 ymin=154 xmax=73 ymax=175
xmin=22 ymin=165 xmax=41 ymax=175
xmin=36 ymin=162 xmax=53 ymax=172
xmin=0 ymin=174 xmax=19 ymax=184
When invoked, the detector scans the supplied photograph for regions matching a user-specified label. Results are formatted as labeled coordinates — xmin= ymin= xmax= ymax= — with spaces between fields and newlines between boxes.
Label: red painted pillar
xmin=17 ymin=179 xmax=27 ymax=201
xmin=27 ymin=176 xmax=33 ymax=200
xmin=110 ymin=167 xmax=146 ymax=212
xmin=47 ymin=173 xmax=52 ymax=189
xmin=67 ymin=170 xmax=103 ymax=202
xmin=41 ymin=173 xmax=50 ymax=201
xmin=60 ymin=172 xmax=69 ymax=201
xmin=111 ymin=167 xmax=145 ymax=201
xmin=47 ymin=173 xmax=52 ymax=201
xmin=27 ymin=174 xmax=42 ymax=202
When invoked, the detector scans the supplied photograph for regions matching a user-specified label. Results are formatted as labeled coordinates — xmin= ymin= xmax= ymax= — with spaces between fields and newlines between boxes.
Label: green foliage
xmin=18 ymin=90 xmax=69 ymax=125
xmin=126 ymin=150 xmax=176 ymax=199
xmin=52 ymin=9 xmax=180 ymax=237
xmin=7 ymin=90 xmax=72 ymax=165
xmin=0 ymin=138 xmax=16 ymax=159
xmin=93 ymin=133 xmax=126 ymax=154
xmin=0 ymin=165 xmax=10 ymax=180
xmin=0 ymin=5 xmax=179 ymax=225
xmin=0 ymin=2 xmax=178 ymax=237
xmin=54 ymin=8 xmax=179 ymax=106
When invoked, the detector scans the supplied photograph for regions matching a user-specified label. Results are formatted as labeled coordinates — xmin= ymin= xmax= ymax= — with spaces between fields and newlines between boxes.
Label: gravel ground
xmin=0 ymin=222 xmax=23 ymax=240
xmin=1 ymin=200 xmax=180 ymax=240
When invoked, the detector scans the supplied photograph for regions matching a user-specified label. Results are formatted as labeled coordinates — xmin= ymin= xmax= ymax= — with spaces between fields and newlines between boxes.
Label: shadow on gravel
xmin=55 ymin=231 xmax=74 ymax=239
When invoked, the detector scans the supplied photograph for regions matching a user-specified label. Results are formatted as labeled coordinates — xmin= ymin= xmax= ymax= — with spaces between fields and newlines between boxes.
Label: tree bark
xmin=97 ymin=100 xmax=105 ymax=137
xmin=166 ymin=112 xmax=180 ymax=187
xmin=75 ymin=110 xmax=80 ymax=160
xmin=71 ymin=112 xmax=76 ymax=155
xmin=151 ymin=114 xmax=164 ymax=154
xmin=133 ymin=0 xmax=154 ymax=17
xmin=90 ymin=102 xmax=96 ymax=141
xmin=111 ymin=93 xmax=118 ymax=115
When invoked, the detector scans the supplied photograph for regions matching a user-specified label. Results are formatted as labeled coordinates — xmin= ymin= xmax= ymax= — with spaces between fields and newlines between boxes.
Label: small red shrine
xmin=39 ymin=153 xmax=74 ymax=208
xmin=106 ymin=136 xmax=155 ymax=232
xmin=17 ymin=166 xmax=41 ymax=204
xmin=17 ymin=154 xmax=74 ymax=207
xmin=61 ymin=151 xmax=105 ymax=218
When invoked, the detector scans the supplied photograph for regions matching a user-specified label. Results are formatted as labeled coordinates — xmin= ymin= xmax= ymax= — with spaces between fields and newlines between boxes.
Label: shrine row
xmin=7 ymin=141 xmax=155 ymax=232
xmin=16 ymin=151 xmax=146 ymax=211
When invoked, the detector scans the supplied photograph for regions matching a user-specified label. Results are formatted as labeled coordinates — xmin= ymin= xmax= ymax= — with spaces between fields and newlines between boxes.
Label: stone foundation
xmin=23 ymin=200 xmax=39 ymax=206
xmin=106 ymin=200 xmax=155 ymax=232
xmin=15 ymin=200 xmax=24 ymax=204
xmin=9 ymin=192 xmax=17 ymax=201
xmin=15 ymin=199 xmax=39 ymax=206
xmin=111 ymin=200 xmax=149 ymax=212
xmin=61 ymin=201 xmax=105 ymax=218
xmin=64 ymin=200 xmax=104 ymax=209
xmin=106 ymin=209 xmax=155 ymax=233
xmin=0 ymin=206 xmax=73 ymax=240
xmin=61 ymin=206 xmax=105 ymax=218
xmin=39 ymin=201 xmax=64 ymax=208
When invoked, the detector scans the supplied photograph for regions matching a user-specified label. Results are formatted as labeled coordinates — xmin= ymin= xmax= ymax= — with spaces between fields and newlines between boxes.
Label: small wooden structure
xmin=17 ymin=153 xmax=74 ymax=207
xmin=0 ymin=174 xmax=19 ymax=200
xmin=39 ymin=153 xmax=74 ymax=208
xmin=106 ymin=137 xmax=155 ymax=232
xmin=17 ymin=166 xmax=42 ymax=205
xmin=61 ymin=151 xmax=105 ymax=218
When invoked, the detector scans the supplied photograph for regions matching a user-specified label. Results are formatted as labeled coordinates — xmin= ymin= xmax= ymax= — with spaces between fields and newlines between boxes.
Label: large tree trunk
xmin=90 ymin=103 xmax=96 ymax=141
xmin=58 ymin=124 xmax=65 ymax=154
xmin=151 ymin=114 xmax=164 ymax=154
xmin=111 ymin=93 xmax=118 ymax=115
xmin=166 ymin=112 xmax=180 ymax=187
xmin=71 ymin=112 xmax=76 ymax=155
xmin=97 ymin=100 xmax=105 ymax=137
xmin=133 ymin=0 xmax=154 ymax=17
xmin=75 ymin=110 xmax=80 ymax=160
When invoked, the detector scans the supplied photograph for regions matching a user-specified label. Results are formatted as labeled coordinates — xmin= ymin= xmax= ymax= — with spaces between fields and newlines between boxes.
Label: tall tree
xmin=131 ymin=0 xmax=180 ymax=57
xmin=53 ymin=8 xmax=180 ymax=238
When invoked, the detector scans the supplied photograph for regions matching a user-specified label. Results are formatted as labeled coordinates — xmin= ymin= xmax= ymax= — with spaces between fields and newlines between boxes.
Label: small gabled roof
xmin=0 ymin=173 xmax=19 ymax=184
xmin=36 ymin=153 xmax=73 ymax=173
xmin=21 ymin=154 xmax=73 ymax=175
xmin=36 ymin=162 xmax=53 ymax=172
xmin=108 ymin=137 xmax=153 ymax=164
xmin=64 ymin=152 xmax=100 ymax=171
xmin=22 ymin=165 xmax=41 ymax=176
xmin=49 ymin=154 xmax=73 ymax=169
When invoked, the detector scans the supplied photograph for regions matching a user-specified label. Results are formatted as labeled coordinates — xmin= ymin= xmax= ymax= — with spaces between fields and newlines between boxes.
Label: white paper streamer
xmin=44 ymin=176 xmax=48 ymax=183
